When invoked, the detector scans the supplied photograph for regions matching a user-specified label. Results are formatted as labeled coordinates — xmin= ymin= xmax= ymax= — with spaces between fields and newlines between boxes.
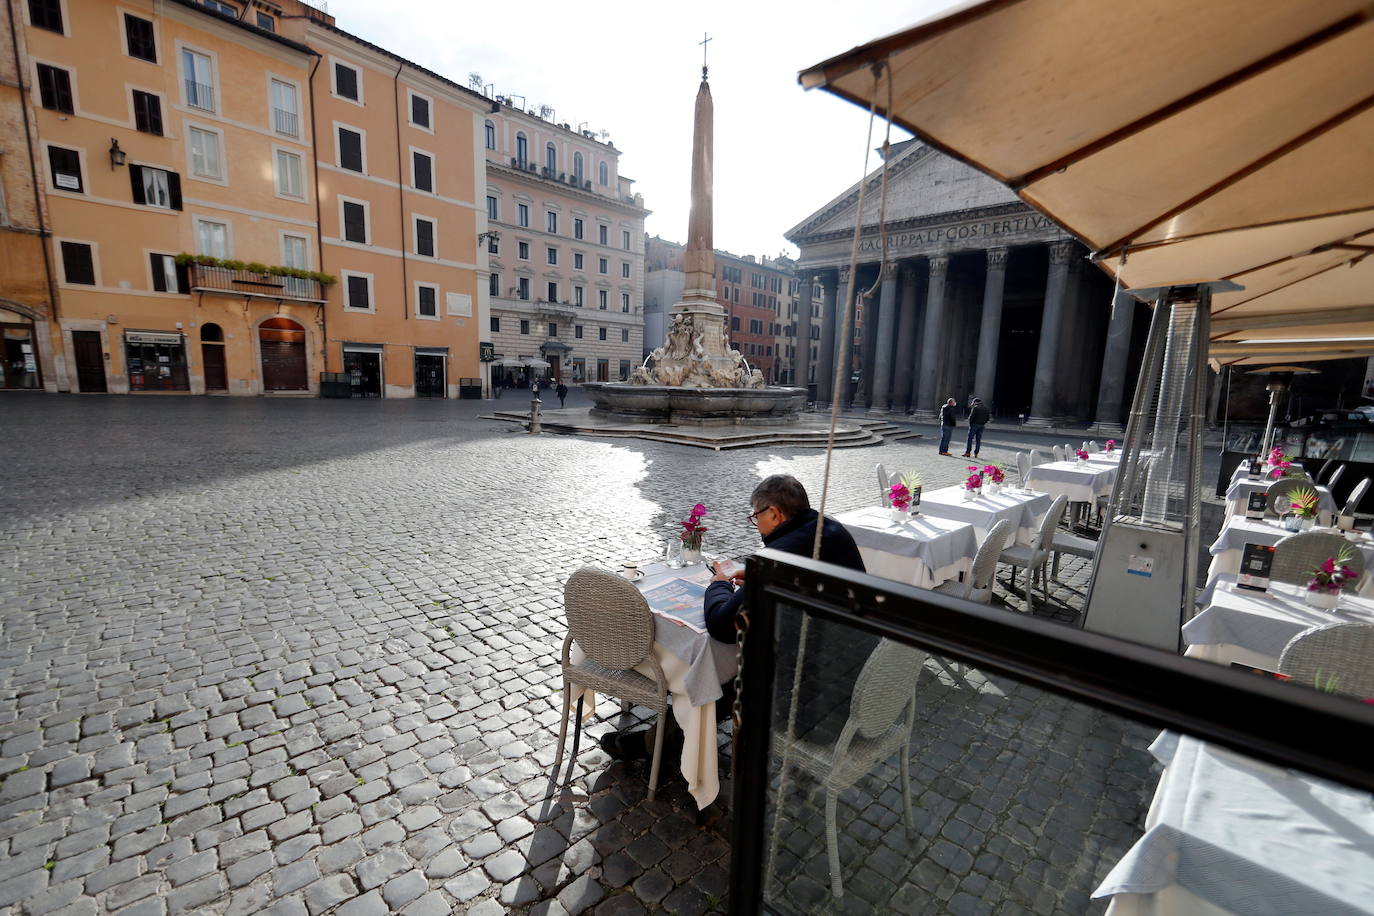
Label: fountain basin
xmin=584 ymin=383 xmax=806 ymax=426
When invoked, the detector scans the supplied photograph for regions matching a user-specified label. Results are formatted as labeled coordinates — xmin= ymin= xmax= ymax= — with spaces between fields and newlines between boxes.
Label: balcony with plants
xmin=177 ymin=254 xmax=334 ymax=303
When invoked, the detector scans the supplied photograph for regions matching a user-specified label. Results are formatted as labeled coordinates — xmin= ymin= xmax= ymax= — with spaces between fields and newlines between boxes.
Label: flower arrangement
xmin=887 ymin=482 xmax=912 ymax=511
xmin=981 ymin=464 xmax=1005 ymax=484
xmin=1307 ymin=549 xmax=1356 ymax=595
xmin=680 ymin=503 xmax=708 ymax=550
xmin=1268 ymin=459 xmax=1296 ymax=480
xmin=1288 ymin=486 xmax=1320 ymax=519
xmin=1269 ymin=446 xmax=1285 ymax=464
xmin=964 ymin=468 xmax=984 ymax=492
xmin=1105 ymin=439 xmax=1116 ymax=452
xmin=1075 ymin=449 xmax=1090 ymax=461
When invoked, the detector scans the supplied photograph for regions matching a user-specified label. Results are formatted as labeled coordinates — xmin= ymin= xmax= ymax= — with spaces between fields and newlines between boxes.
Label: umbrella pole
xmin=1260 ymin=387 xmax=1280 ymax=457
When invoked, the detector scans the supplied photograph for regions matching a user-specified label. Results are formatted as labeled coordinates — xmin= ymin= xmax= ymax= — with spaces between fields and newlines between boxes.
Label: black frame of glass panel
xmin=730 ymin=548 xmax=1374 ymax=915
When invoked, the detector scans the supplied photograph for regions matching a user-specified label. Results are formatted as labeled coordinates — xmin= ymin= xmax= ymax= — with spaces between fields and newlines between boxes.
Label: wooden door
xmin=202 ymin=343 xmax=227 ymax=390
xmin=72 ymin=331 xmax=106 ymax=392
xmin=548 ymin=355 xmax=561 ymax=380
xmin=261 ymin=340 xmax=307 ymax=390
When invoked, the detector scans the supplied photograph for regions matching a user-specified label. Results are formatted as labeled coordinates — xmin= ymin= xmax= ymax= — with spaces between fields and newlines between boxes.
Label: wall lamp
xmin=108 ymin=138 xmax=127 ymax=169
xmin=477 ymin=230 xmax=501 ymax=244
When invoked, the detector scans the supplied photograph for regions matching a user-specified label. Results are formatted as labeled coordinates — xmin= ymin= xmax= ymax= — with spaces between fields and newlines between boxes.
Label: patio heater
xmin=1081 ymin=281 xmax=1238 ymax=651
xmin=1249 ymin=365 xmax=1318 ymax=459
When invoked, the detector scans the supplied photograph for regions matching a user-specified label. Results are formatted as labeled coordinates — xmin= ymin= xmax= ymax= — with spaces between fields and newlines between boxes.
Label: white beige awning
xmin=798 ymin=0 xmax=1374 ymax=365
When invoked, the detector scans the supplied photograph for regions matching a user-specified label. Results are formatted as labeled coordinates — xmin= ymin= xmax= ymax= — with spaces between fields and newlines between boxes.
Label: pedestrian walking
xmin=938 ymin=398 xmax=958 ymax=455
xmin=555 ymin=379 xmax=568 ymax=408
xmin=962 ymin=397 xmax=991 ymax=457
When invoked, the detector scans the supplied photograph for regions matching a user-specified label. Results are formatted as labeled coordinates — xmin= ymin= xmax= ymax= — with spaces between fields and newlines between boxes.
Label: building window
xmin=621 ymin=262 xmax=630 ymax=278
xmin=573 ymin=152 xmax=583 ymax=184
xmin=517 ymin=277 xmax=529 ymax=300
xmin=598 ymin=224 xmax=608 ymax=245
xmin=333 ymin=62 xmax=360 ymax=102
xmin=188 ymin=127 xmax=222 ymax=180
xmin=36 ymin=64 xmax=73 ymax=113
xmin=547 ymin=322 xmax=557 ymax=337
xmin=486 ymin=196 xmax=498 ymax=220
xmin=574 ymin=286 xmax=584 ymax=307
xmin=517 ymin=241 xmax=529 ymax=260
xmin=275 ymin=150 xmax=303 ymax=199
xmin=621 ymin=293 xmax=630 ymax=312
xmin=271 ymin=79 xmax=298 ymax=137
xmin=345 ymin=274 xmax=371 ymax=310
xmin=196 ymin=219 xmax=229 ymax=258
xmin=130 ymin=165 xmax=180 ymax=209
xmin=517 ymin=203 xmax=529 ymax=227
xmin=598 ymin=326 xmax=606 ymax=341
xmin=342 ymin=200 xmax=367 ymax=243
xmin=487 ymin=236 xmax=499 ymax=254
xmin=488 ymin=273 xmax=500 ymax=297
xmin=619 ymin=359 xmax=630 ymax=380
xmin=547 ymin=281 xmax=558 ymax=302
xmin=515 ymin=132 xmax=527 ymax=167
xmin=28 ymin=0 xmax=63 ymax=33
xmin=182 ymin=49 xmax=214 ymax=112
xmin=415 ymin=218 xmax=435 ymax=257
xmin=410 ymin=93 xmax=430 ymax=129
xmin=574 ymin=253 xmax=584 ymax=270
xmin=337 ymin=127 xmax=363 ymax=172
xmin=599 ymin=161 xmax=608 ymax=185
xmin=150 ymin=253 xmax=185 ymax=293
xmin=412 ymin=151 xmax=433 ymax=192
xmin=519 ymin=319 xmax=529 ymax=335
xmin=124 ymin=14 xmax=157 ymax=62
xmin=47 ymin=146 xmax=82 ymax=193
xmin=60 ymin=242 xmax=95 ymax=285
xmin=202 ymin=0 xmax=236 ymax=14
xmin=546 ymin=247 xmax=557 ymax=266
xmin=598 ymin=257 xmax=607 ymax=274
xmin=546 ymin=211 xmax=557 ymax=234
xmin=417 ymin=284 xmax=437 ymax=317
xmin=731 ymin=316 xmax=740 ymax=330
xmin=597 ymin=289 xmax=607 ymax=310
xmin=545 ymin=143 xmax=556 ymax=174
xmin=484 ymin=121 xmax=495 ymax=150
xmin=621 ymin=328 xmax=629 ymax=343
xmin=574 ymin=218 xmax=584 ymax=240
xmin=622 ymin=230 xmax=631 ymax=250
xmin=574 ymin=325 xmax=583 ymax=339
xmin=133 ymin=90 xmax=163 ymax=135
xmin=490 ymin=315 xmax=500 ymax=332
xmin=255 ymin=11 xmax=274 ymax=30
xmin=282 ymin=233 xmax=308 ymax=277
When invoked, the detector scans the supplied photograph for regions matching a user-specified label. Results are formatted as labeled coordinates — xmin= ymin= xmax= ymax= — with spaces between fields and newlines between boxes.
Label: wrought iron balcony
xmin=189 ymin=264 xmax=323 ymax=302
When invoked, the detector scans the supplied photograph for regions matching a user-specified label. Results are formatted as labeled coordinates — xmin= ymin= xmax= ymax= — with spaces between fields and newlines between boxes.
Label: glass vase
xmin=1305 ymin=589 xmax=1339 ymax=611
xmin=889 ymin=506 xmax=909 ymax=524
xmin=681 ymin=546 xmax=702 ymax=566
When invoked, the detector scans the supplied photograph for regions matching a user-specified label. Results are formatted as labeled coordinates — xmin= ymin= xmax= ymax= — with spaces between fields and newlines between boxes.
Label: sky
xmin=322 ymin=0 xmax=961 ymax=259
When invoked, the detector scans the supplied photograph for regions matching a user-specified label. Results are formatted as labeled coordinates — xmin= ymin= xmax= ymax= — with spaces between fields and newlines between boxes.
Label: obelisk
xmin=680 ymin=73 xmax=720 ymax=311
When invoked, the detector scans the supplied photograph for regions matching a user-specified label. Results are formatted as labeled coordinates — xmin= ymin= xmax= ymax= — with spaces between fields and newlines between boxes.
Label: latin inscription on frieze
xmin=858 ymin=213 xmax=1057 ymax=253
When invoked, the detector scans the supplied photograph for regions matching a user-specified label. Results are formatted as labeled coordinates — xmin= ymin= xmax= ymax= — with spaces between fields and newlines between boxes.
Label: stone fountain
xmin=583 ymin=71 xmax=806 ymax=427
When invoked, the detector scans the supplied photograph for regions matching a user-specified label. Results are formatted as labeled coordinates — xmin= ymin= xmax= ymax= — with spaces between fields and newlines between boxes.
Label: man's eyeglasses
xmin=747 ymin=506 xmax=772 ymax=526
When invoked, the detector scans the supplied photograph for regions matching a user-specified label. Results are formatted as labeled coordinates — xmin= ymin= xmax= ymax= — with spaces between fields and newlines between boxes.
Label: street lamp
xmin=108 ymin=138 xmax=127 ymax=169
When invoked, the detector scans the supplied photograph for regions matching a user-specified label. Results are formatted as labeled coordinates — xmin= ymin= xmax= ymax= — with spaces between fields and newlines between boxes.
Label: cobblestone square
xmin=0 ymin=394 xmax=1198 ymax=914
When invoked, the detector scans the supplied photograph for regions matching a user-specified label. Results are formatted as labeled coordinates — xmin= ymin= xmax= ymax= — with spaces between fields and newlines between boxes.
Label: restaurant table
xmin=1223 ymin=478 xmax=1335 ymax=520
xmin=1095 ymin=733 xmax=1374 ymax=915
xmin=1184 ymin=574 xmax=1374 ymax=670
xmin=567 ymin=561 xmax=736 ymax=809
xmin=917 ymin=485 xmax=1051 ymax=546
xmin=834 ymin=506 xmax=978 ymax=588
xmin=1024 ymin=460 xmax=1117 ymax=504
xmin=1205 ymin=516 xmax=1374 ymax=597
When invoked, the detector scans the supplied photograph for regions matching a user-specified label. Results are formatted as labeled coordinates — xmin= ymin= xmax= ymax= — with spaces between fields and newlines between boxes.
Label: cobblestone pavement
xmin=0 ymin=394 xmax=1217 ymax=915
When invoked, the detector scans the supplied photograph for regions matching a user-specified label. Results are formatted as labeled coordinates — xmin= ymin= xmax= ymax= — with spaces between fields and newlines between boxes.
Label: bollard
xmin=529 ymin=395 xmax=541 ymax=434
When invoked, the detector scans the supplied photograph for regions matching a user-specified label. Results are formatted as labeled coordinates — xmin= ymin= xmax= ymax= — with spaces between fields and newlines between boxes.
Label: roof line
xmin=165 ymin=0 xmax=316 ymax=56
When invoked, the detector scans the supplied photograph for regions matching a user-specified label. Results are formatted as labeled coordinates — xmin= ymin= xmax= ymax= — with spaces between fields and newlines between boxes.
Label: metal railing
xmin=273 ymin=108 xmax=299 ymax=137
xmin=185 ymin=80 xmax=215 ymax=111
xmin=189 ymin=264 xmax=321 ymax=302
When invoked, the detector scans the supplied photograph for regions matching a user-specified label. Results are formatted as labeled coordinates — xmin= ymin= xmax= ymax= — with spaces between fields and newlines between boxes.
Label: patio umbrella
xmin=798 ymin=0 xmax=1374 ymax=364
xmin=522 ymin=358 xmax=551 ymax=369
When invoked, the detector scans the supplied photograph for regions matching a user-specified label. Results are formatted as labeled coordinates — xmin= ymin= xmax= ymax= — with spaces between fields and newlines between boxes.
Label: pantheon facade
xmin=786 ymin=141 xmax=1149 ymax=431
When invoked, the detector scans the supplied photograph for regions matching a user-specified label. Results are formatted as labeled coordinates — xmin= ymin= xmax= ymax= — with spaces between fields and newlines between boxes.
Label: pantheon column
xmin=870 ymin=265 xmax=900 ymax=411
xmin=833 ymin=266 xmax=853 ymax=403
xmin=1026 ymin=240 xmax=1076 ymax=427
xmin=914 ymin=255 xmax=950 ymax=419
xmin=973 ymin=247 xmax=1009 ymax=404
xmin=814 ymin=269 xmax=840 ymax=404
xmin=792 ymin=273 xmax=814 ymax=390
xmin=890 ymin=264 xmax=920 ymax=413
xmin=1091 ymin=287 xmax=1138 ymax=433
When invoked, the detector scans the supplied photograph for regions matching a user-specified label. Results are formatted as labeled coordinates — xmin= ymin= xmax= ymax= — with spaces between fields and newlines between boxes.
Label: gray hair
xmin=751 ymin=474 xmax=810 ymax=521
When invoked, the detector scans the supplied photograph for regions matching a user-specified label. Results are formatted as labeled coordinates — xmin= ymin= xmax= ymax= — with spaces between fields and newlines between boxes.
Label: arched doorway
xmin=258 ymin=317 xmax=307 ymax=391
xmin=201 ymin=323 xmax=227 ymax=392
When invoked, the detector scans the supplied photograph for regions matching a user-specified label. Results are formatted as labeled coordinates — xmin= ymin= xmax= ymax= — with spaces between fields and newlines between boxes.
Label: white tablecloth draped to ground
xmin=1223 ymin=479 xmax=1335 ymax=521
xmin=1205 ymin=516 xmax=1374 ymax=597
xmin=1024 ymin=460 xmax=1117 ymax=504
xmin=1184 ymin=575 xmax=1374 ymax=670
xmin=1096 ymin=733 xmax=1374 ymax=915
xmin=917 ymin=485 xmax=1051 ymax=546
xmin=835 ymin=507 xmax=977 ymax=589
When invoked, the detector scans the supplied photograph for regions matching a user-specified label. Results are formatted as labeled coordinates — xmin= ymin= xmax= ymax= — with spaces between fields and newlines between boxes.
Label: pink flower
xmin=1321 ymin=558 xmax=1336 ymax=574
xmin=1075 ymin=449 xmax=1089 ymax=461
xmin=1106 ymin=439 xmax=1116 ymax=450
xmin=967 ymin=466 xmax=981 ymax=473
xmin=691 ymin=503 xmax=707 ymax=518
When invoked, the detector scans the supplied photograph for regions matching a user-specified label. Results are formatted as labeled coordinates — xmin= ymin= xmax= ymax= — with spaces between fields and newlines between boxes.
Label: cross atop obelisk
xmin=699 ymin=32 xmax=712 ymax=80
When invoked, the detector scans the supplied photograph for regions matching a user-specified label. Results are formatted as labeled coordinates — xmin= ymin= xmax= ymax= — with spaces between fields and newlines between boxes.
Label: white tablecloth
xmin=918 ymin=485 xmax=1051 ymax=546
xmin=1223 ymin=479 xmax=1335 ymax=521
xmin=1205 ymin=517 xmax=1374 ymax=597
xmin=1025 ymin=460 xmax=1117 ymax=503
xmin=1096 ymin=734 xmax=1374 ymax=915
xmin=836 ymin=506 xmax=977 ymax=589
xmin=1184 ymin=575 xmax=1374 ymax=670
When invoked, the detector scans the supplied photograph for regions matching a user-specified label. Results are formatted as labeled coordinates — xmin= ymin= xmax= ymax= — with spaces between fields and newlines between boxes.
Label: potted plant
xmin=981 ymin=464 xmax=1005 ymax=496
xmin=1288 ymin=486 xmax=1320 ymax=531
xmin=887 ymin=481 xmax=912 ymax=523
xmin=679 ymin=503 xmax=708 ymax=565
xmin=1305 ymin=550 xmax=1356 ymax=610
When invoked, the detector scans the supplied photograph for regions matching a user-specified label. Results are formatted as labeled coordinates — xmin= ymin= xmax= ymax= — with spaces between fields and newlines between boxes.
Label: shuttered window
xmin=28 ymin=0 xmax=63 ymax=33
xmin=124 ymin=14 xmax=156 ymax=62
xmin=417 ymin=286 xmax=437 ymax=317
xmin=61 ymin=242 xmax=95 ymax=285
xmin=36 ymin=64 xmax=73 ymax=113
xmin=338 ymin=128 xmax=362 ymax=172
xmin=346 ymin=275 xmax=370 ymax=310
xmin=132 ymin=91 xmax=163 ymax=135
xmin=415 ymin=219 xmax=434 ymax=257
xmin=412 ymin=151 xmax=432 ymax=192
xmin=342 ymin=201 xmax=366 ymax=244
xmin=333 ymin=63 xmax=358 ymax=101
xmin=129 ymin=165 xmax=181 ymax=210
xmin=149 ymin=254 xmax=187 ymax=293
xmin=47 ymin=146 xmax=83 ymax=193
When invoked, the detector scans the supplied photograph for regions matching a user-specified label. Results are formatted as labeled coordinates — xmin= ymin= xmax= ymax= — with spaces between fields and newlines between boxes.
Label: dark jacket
xmin=555 ymin=384 xmax=568 ymax=399
xmin=703 ymin=508 xmax=866 ymax=644
xmin=967 ymin=403 xmax=991 ymax=425
xmin=940 ymin=404 xmax=958 ymax=427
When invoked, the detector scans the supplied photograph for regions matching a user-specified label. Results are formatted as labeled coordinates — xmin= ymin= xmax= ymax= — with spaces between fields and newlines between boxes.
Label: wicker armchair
xmin=876 ymin=463 xmax=890 ymax=504
xmin=1015 ymin=451 xmax=1032 ymax=487
xmin=1279 ymin=622 xmax=1374 ymax=698
xmin=553 ymin=567 xmax=669 ymax=799
xmin=1325 ymin=463 xmax=1346 ymax=491
xmin=1265 ymin=477 xmax=1312 ymax=517
xmin=1342 ymin=477 xmax=1370 ymax=517
xmin=1270 ymin=531 xmax=1364 ymax=590
xmin=935 ymin=520 xmax=1013 ymax=604
xmin=1052 ymin=445 xmax=1066 ymax=462
xmin=1029 ymin=448 xmax=1050 ymax=468
xmin=998 ymin=495 xmax=1068 ymax=611
xmin=770 ymin=638 xmax=924 ymax=899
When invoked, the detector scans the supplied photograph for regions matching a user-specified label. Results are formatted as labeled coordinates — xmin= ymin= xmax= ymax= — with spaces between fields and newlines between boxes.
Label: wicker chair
xmin=1051 ymin=445 xmax=1066 ymax=462
xmin=1265 ymin=477 xmax=1313 ymax=517
xmin=553 ymin=567 xmax=670 ymax=799
xmin=876 ymin=463 xmax=890 ymax=504
xmin=1029 ymin=448 xmax=1050 ymax=468
xmin=934 ymin=520 xmax=1014 ymax=604
xmin=1015 ymin=451 xmax=1032 ymax=487
xmin=1325 ymin=463 xmax=1346 ymax=491
xmin=1278 ymin=622 xmax=1374 ymax=698
xmin=998 ymin=496 xmax=1068 ymax=611
xmin=771 ymin=637 xmax=923 ymax=899
xmin=1342 ymin=477 xmax=1370 ymax=517
xmin=1270 ymin=531 xmax=1364 ymax=590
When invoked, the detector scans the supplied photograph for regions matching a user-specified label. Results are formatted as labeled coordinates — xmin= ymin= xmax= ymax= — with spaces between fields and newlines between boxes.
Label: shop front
xmin=125 ymin=330 xmax=189 ymax=392
xmin=342 ymin=344 xmax=383 ymax=398
xmin=415 ymin=347 xmax=447 ymax=398
xmin=259 ymin=318 xmax=308 ymax=392
xmin=0 ymin=310 xmax=42 ymax=390
xmin=541 ymin=340 xmax=571 ymax=383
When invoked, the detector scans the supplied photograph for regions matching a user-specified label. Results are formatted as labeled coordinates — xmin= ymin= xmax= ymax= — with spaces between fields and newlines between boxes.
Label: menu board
xmin=1247 ymin=457 xmax=1263 ymax=478
xmin=1236 ymin=543 xmax=1275 ymax=592
xmin=1244 ymin=491 xmax=1268 ymax=519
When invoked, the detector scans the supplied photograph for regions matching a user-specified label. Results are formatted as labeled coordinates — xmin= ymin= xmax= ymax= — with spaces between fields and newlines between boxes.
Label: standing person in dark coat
xmin=938 ymin=398 xmax=958 ymax=455
xmin=962 ymin=397 xmax=991 ymax=457
xmin=555 ymin=380 xmax=568 ymax=408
